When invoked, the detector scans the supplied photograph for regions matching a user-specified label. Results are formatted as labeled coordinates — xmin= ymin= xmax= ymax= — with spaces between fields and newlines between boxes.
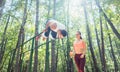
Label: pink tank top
xmin=73 ymin=40 xmax=86 ymax=52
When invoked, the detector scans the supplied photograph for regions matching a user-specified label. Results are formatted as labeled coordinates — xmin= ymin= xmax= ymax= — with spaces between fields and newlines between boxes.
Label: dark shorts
xmin=44 ymin=27 xmax=67 ymax=39
xmin=51 ymin=30 xmax=57 ymax=39
xmin=44 ymin=27 xmax=57 ymax=39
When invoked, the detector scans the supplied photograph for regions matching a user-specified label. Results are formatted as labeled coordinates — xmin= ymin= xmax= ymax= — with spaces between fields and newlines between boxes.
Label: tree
xmin=0 ymin=15 xmax=10 ymax=64
xmin=91 ymin=2 xmax=102 ymax=69
xmin=0 ymin=0 xmax=120 ymax=72
xmin=0 ymin=0 xmax=5 ymax=19
xmin=95 ymin=0 xmax=120 ymax=40
xmin=14 ymin=0 xmax=28 ymax=71
xmin=33 ymin=0 xmax=39 ymax=71
xmin=83 ymin=1 xmax=99 ymax=72
xmin=97 ymin=1 xmax=107 ymax=71
xmin=44 ymin=0 xmax=51 ymax=72
xmin=105 ymin=23 xmax=118 ymax=71
xmin=51 ymin=0 xmax=57 ymax=72
xmin=65 ymin=0 xmax=74 ymax=71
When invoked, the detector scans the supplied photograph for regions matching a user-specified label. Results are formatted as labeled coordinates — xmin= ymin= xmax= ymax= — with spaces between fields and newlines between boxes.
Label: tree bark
xmin=66 ymin=0 xmax=74 ymax=72
xmin=0 ymin=15 xmax=10 ymax=64
xmin=105 ymin=23 xmax=118 ymax=72
xmin=0 ymin=0 xmax=5 ymax=19
xmin=91 ymin=3 xmax=102 ymax=69
xmin=51 ymin=40 xmax=56 ymax=72
xmin=98 ymin=4 xmax=106 ymax=72
xmin=7 ymin=52 xmax=13 ymax=72
xmin=33 ymin=0 xmax=39 ymax=71
xmin=62 ymin=39 xmax=67 ymax=72
xmin=28 ymin=39 xmax=34 ymax=72
xmin=83 ymin=1 xmax=99 ymax=72
xmin=0 ymin=38 xmax=7 ymax=71
xmin=51 ymin=0 xmax=57 ymax=72
xmin=15 ymin=0 xmax=28 ymax=71
xmin=44 ymin=0 xmax=51 ymax=72
xmin=44 ymin=39 xmax=50 ymax=72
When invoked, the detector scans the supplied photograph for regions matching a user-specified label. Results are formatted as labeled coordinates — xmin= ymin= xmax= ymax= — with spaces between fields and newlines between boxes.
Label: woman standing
xmin=70 ymin=31 xmax=86 ymax=72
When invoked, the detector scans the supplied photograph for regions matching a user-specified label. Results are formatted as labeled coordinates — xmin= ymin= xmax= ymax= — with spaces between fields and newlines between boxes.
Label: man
xmin=36 ymin=19 xmax=67 ymax=40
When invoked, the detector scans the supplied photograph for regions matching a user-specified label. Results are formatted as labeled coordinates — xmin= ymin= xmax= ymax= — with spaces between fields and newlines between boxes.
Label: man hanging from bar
xmin=36 ymin=19 xmax=67 ymax=40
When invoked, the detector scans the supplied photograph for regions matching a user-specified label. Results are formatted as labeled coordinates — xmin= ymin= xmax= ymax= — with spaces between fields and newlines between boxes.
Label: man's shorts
xmin=43 ymin=27 xmax=57 ymax=39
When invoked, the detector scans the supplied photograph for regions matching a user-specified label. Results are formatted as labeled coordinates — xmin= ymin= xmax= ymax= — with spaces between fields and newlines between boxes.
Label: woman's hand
xmin=80 ymin=54 xmax=84 ymax=58
xmin=69 ymin=51 xmax=74 ymax=58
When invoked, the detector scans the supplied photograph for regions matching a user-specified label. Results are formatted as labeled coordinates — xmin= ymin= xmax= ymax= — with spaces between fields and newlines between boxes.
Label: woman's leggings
xmin=74 ymin=54 xmax=85 ymax=72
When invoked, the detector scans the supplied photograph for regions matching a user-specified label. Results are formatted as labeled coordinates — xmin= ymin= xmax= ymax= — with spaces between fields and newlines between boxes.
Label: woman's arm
xmin=83 ymin=41 xmax=86 ymax=55
xmin=80 ymin=40 xmax=86 ymax=58
xmin=69 ymin=42 xmax=75 ymax=58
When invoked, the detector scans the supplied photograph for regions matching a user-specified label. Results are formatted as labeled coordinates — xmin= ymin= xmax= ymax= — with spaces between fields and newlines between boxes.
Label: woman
xmin=70 ymin=31 xmax=86 ymax=72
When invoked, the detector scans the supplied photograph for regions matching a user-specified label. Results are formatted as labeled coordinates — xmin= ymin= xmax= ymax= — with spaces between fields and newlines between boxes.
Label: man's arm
xmin=35 ymin=23 xmax=50 ymax=41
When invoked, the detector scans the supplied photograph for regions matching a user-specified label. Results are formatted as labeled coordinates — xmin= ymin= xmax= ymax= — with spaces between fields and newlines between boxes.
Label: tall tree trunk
xmin=66 ymin=38 xmax=73 ymax=72
xmin=51 ymin=40 xmax=56 ymax=72
xmin=66 ymin=0 xmax=74 ymax=72
xmin=95 ymin=0 xmax=120 ymax=40
xmin=98 ymin=4 xmax=106 ymax=72
xmin=7 ymin=49 xmax=16 ymax=72
xmin=83 ymin=1 xmax=99 ymax=72
xmin=28 ymin=38 xmax=34 ymax=72
xmin=44 ymin=0 xmax=51 ymax=72
xmin=33 ymin=0 xmax=39 ymax=71
xmin=0 ymin=0 xmax=5 ymax=19
xmin=44 ymin=39 xmax=50 ymax=72
xmin=88 ymin=51 xmax=94 ymax=72
xmin=105 ymin=23 xmax=118 ymax=72
xmin=7 ymin=51 xmax=13 ymax=72
xmin=0 ymin=38 xmax=7 ymax=71
xmin=56 ymin=40 xmax=59 ymax=72
xmin=91 ymin=3 xmax=102 ymax=69
xmin=62 ymin=39 xmax=67 ymax=72
xmin=15 ymin=0 xmax=28 ymax=72
xmin=19 ymin=53 xmax=24 ymax=72
xmin=0 ymin=15 xmax=10 ymax=64
xmin=51 ymin=0 xmax=56 ymax=72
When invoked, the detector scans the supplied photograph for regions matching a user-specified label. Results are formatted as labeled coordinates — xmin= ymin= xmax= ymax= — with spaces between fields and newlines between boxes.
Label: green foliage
xmin=0 ymin=0 xmax=120 ymax=72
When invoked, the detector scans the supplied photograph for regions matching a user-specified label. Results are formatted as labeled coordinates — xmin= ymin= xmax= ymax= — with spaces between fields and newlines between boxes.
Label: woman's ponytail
xmin=77 ymin=31 xmax=82 ymax=39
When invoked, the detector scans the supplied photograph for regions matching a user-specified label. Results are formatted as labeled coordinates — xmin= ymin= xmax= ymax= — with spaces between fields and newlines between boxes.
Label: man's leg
xmin=44 ymin=27 xmax=51 ymax=37
xmin=60 ymin=30 xmax=67 ymax=37
xmin=41 ymin=27 xmax=51 ymax=40
xmin=51 ymin=30 xmax=57 ymax=39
